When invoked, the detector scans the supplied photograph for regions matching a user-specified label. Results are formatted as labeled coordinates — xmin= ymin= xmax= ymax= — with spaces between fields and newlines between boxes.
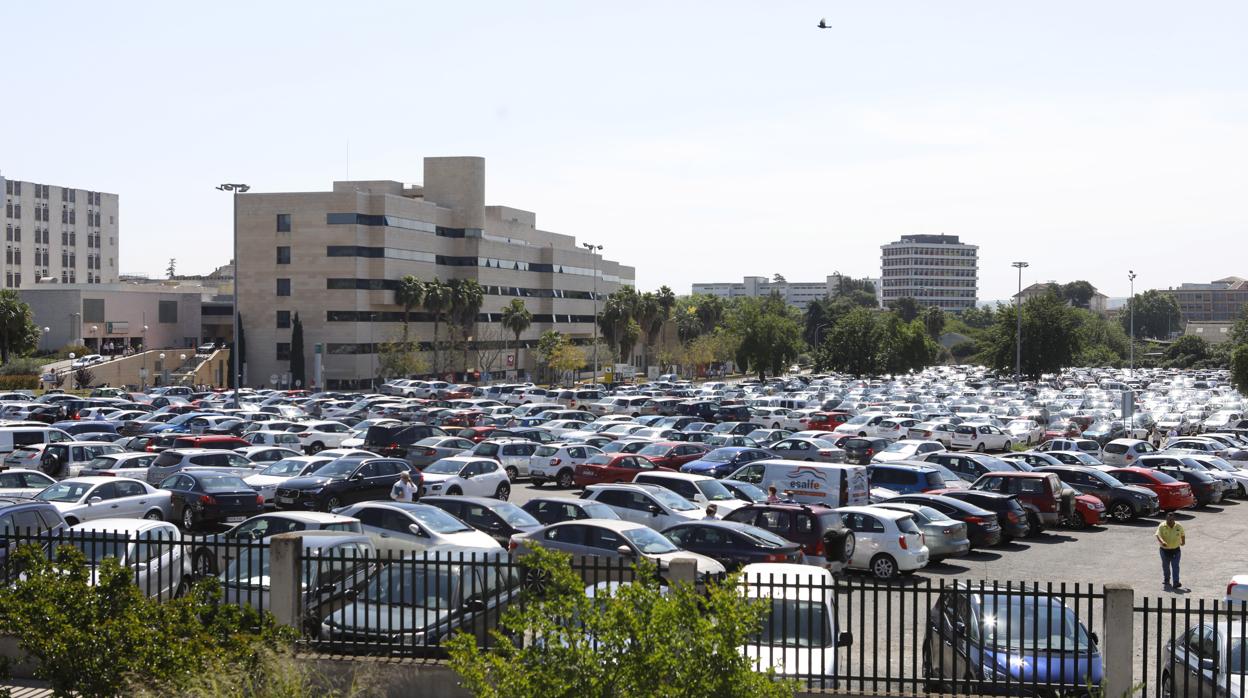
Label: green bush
xmin=0 ymin=543 xmax=297 ymax=698
xmin=0 ymin=375 xmax=38 ymax=390
xmin=54 ymin=344 xmax=90 ymax=360
xmin=0 ymin=357 xmax=50 ymax=376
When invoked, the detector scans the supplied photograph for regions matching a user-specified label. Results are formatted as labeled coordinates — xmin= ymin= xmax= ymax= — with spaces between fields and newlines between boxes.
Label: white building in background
xmin=691 ymin=275 xmax=880 ymax=311
xmin=879 ymin=234 xmax=978 ymax=313
xmin=2 ymin=175 xmax=120 ymax=289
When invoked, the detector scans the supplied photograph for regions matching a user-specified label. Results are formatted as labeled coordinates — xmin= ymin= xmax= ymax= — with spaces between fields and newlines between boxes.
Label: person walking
xmin=1155 ymin=512 xmax=1186 ymax=591
xmin=390 ymin=471 xmax=420 ymax=503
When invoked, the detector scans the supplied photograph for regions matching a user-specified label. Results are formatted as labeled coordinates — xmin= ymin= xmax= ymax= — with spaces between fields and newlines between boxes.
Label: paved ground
xmin=507 ymin=479 xmax=1244 ymax=601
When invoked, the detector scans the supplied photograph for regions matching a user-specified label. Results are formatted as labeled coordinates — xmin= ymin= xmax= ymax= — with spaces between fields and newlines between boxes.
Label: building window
xmin=276 ymin=310 xmax=291 ymax=329
xmin=158 ymin=300 xmax=178 ymax=323
xmin=275 ymin=246 xmax=291 ymax=264
xmin=276 ymin=214 xmax=292 ymax=232
xmin=275 ymin=342 xmax=291 ymax=361
xmin=276 ymin=278 xmax=291 ymax=296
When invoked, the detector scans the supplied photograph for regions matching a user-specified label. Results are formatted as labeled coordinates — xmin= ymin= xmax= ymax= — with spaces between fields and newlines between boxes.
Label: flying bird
xmin=817 ymin=18 xmax=830 ymax=29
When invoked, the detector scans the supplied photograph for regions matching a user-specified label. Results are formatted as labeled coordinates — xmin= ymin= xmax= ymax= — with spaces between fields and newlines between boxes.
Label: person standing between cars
xmin=391 ymin=471 xmax=419 ymax=503
xmin=1155 ymin=512 xmax=1186 ymax=591
xmin=766 ymin=485 xmax=781 ymax=503
xmin=704 ymin=504 xmax=718 ymax=519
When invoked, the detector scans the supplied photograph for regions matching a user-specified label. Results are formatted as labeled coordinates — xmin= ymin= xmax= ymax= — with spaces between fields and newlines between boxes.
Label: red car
xmin=1107 ymin=467 xmax=1196 ymax=511
xmin=1068 ymin=493 xmax=1107 ymax=528
xmin=455 ymin=426 xmax=497 ymax=443
xmin=441 ymin=410 xmax=486 ymax=428
xmin=635 ymin=441 xmax=709 ymax=469
xmin=572 ymin=454 xmax=672 ymax=488
xmin=801 ymin=412 xmax=852 ymax=431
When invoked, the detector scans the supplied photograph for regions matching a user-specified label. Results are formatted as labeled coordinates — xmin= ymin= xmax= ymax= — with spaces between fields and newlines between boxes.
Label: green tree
xmin=549 ymin=342 xmax=587 ymax=385
xmin=377 ymin=335 xmax=429 ymax=379
xmin=446 ymin=546 xmax=797 ymax=698
xmin=1231 ymin=304 xmax=1248 ymax=345
xmin=1074 ymin=309 xmax=1130 ymax=361
xmin=1060 ymin=280 xmax=1097 ymax=309
xmin=982 ymin=294 xmax=1082 ymax=379
xmin=500 ymin=299 xmax=532 ymax=375
xmin=922 ymin=305 xmax=946 ymax=339
xmin=289 ymin=312 xmax=306 ymax=387
xmin=1232 ymin=344 xmax=1248 ymax=394
xmin=1121 ymin=289 xmax=1181 ymax=339
xmin=0 ymin=290 xmax=39 ymax=363
xmin=450 ymin=279 xmax=485 ymax=372
xmin=422 ymin=279 xmax=452 ymax=374
xmin=729 ymin=296 xmax=804 ymax=381
xmin=395 ymin=275 xmax=425 ymax=343
xmin=888 ymin=296 xmax=921 ymax=322
xmin=960 ymin=304 xmax=997 ymax=330
xmin=1165 ymin=334 xmax=1210 ymax=368
xmin=878 ymin=316 xmax=938 ymax=374
xmin=636 ymin=292 xmax=662 ymax=368
xmin=536 ymin=331 xmax=565 ymax=384
xmin=819 ymin=308 xmax=879 ymax=375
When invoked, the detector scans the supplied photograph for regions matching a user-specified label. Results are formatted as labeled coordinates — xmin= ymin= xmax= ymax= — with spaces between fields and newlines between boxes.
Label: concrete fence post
xmin=1103 ymin=583 xmax=1135 ymax=698
xmin=269 ymin=533 xmax=303 ymax=629
xmin=667 ymin=558 xmax=698 ymax=586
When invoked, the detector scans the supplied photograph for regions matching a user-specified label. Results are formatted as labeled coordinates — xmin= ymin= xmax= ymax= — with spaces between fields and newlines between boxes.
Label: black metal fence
xmin=1136 ymin=595 xmax=1248 ymax=698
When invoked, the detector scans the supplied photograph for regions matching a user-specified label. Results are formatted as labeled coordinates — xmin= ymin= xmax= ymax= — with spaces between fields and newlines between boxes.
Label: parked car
xmin=866 ymin=463 xmax=950 ymax=495
xmin=871 ymin=502 xmax=971 ymax=561
xmin=274 ymin=457 xmax=417 ymax=511
xmin=146 ymin=448 xmax=258 ymax=485
xmin=528 ymin=443 xmax=605 ymax=488
xmin=870 ymin=440 xmax=946 ymax=464
xmin=337 ymin=501 xmax=500 ymax=553
xmin=1160 ymin=621 xmax=1248 ymax=698
xmin=1034 ymin=464 xmax=1160 ymax=522
xmin=951 ymin=424 xmax=1013 ymax=452
xmin=190 ymin=510 xmax=363 ymax=576
xmin=573 ymin=453 xmax=672 ymax=488
xmin=580 ymin=482 xmax=705 ymax=530
xmin=242 ymin=456 xmax=334 ymax=504
xmin=520 ymin=496 xmax=622 ymax=525
xmin=840 ymin=437 xmax=892 ymax=465
xmin=967 ymin=471 xmax=1071 ymax=533
xmin=37 ymin=441 xmax=125 ymax=478
xmin=631 ymin=471 xmax=748 ymax=514
xmin=64 ymin=519 xmax=188 ymax=599
xmin=0 ymin=468 xmax=57 ymax=498
xmin=463 ymin=439 xmax=541 ymax=480
xmin=511 ymin=518 xmax=725 ymax=580
xmin=635 ymin=441 xmax=711 ymax=469
xmin=767 ymin=437 xmax=846 ymax=463
xmin=662 ymin=520 xmax=803 ymax=570
xmin=1106 ymin=467 xmax=1197 ymax=512
xmin=160 ymin=470 xmax=266 ymax=531
xmin=678 ymin=447 xmax=774 ymax=479
xmin=723 ymin=502 xmax=855 ymax=566
xmin=740 ymin=563 xmax=852 ymax=682
xmin=837 ymin=506 xmax=929 ymax=579
xmin=0 ymin=498 xmax=67 ymax=566
xmin=420 ymin=457 xmax=512 ymax=500
xmin=34 ymin=477 xmax=172 ymax=526
xmin=923 ymin=489 xmax=1030 ymax=540
xmin=420 ymin=495 xmax=542 ymax=546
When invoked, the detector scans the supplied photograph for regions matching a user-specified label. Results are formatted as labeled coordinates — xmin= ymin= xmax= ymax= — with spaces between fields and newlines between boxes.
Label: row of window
xmin=322 ymin=277 xmax=603 ymax=301
xmin=882 ymin=258 xmax=977 ymax=268
xmin=323 ymin=310 xmax=596 ymax=324
xmin=881 ymin=289 xmax=977 ymax=299
xmin=882 ymin=268 xmax=977 ymax=277
xmin=3 ymin=203 xmax=106 ymax=228
xmin=880 ymin=279 xmax=977 ymax=288
xmin=882 ymin=246 xmax=976 ymax=257
xmin=324 ymin=245 xmax=623 ymax=282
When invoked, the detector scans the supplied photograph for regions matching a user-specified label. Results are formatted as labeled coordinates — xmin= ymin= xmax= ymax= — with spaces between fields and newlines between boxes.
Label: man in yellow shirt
xmin=1155 ymin=512 xmax=1186 ymax=591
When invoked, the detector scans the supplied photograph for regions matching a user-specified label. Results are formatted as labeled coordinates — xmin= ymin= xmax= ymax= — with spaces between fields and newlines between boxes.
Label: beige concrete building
xmin=235 ymin=156 xmax=634 ymax=390
xmin=880 ymin=234 xmax=979 ymax=312
xmin=1165 ymin=276 xmax=1248 ymax=323
xmin=19 ymin=283 xmax=220 ymax=353
xmin=1 ymin=175 xmax=120 ymax=288
xmin=1012 ymin=282 xmax=1109 ymax=315
xmin=692 ymin=275 xmax=884 ymax=311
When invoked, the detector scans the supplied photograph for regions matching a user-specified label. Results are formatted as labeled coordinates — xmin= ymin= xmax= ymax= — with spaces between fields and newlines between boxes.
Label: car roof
xmin=544 ymin=517 xmax=646 ymax=532
xmin=62 ymin=476 xmax=146 ymax=485
xmin=740 ymin=562 xmax=831 ymax=583
xmin=634 ymin=471 xmax=711 ymax=482
xmin=68 ymin=518 xmax=175 ymax=534
xmin=422 ymin=495 xmax=518 ymax=507
xmin=870 ymin=462 xmax=937 ymax=472
xmin=266 ymin=511 xmax=356 ymax=523
xmin=837 ymin=505 xmax=911 ymax=520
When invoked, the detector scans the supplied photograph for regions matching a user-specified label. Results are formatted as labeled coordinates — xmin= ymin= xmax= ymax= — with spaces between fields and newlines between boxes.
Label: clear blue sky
xmin=3 ymin=1 xmax=1246 ymax=301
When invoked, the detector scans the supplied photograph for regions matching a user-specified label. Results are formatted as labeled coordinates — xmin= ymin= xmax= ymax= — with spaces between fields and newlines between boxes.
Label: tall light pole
xmin=1128 ymin=270 xmax=1137 ymax=371
xmin=581 ymin=242 xmax=603 ymax=386
xmin=1011 ymin=262 xmax=1029 ymax=381
xmin=141 ymin=323 xmax=149 ymax=390
xmin=217 ymin=183 xmax=250 ymax=407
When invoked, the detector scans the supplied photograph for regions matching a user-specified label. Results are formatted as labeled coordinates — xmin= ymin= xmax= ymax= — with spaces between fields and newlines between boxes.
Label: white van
xmin=725 ymin=459 xmax=870 ymax=508
xmin=0 ymin=426 xmax=74 ymax=455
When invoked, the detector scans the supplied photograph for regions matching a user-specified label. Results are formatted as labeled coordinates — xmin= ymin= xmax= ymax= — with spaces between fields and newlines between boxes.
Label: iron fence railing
xmin=1136 ymin=595 xmax=1248 ymax=698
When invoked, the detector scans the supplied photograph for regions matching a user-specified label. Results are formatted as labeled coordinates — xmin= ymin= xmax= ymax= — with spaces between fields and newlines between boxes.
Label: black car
xmin=924 ymin=451 xmax=1025 ymax=482
xmin=159 ymin=470 xmax=265 ymax=531
xmin=489 ymin=427 xmax=556 ymax=444
xmin=676 ymin=401 xmax=719 ymax=421
xmin=1155 ymin=467 xmax=1223 ymax=506
xmin=521 ymin=497 xmax=622 ymax=525
xmin=363 ymin=424 xmax=448 ymax=458
xmin=1034 ymin=465 xmax=1160 ymax=522
xmin=662 ymin=520 xmax=803 ymax=570
xmin=274 ymin=457 xmax=418 ymax=512
xmin=936 ymin=490 xmax=1031 ymax=540
xmin=713 ymin=405 xmax=752 ymax=423
xmin=887 ymin=493 xmax=1004 ymax=549
xmin=842 ymin=437 xmax=891 ymax=465
xmin=421 ymin=495 xmax=541 ymax=546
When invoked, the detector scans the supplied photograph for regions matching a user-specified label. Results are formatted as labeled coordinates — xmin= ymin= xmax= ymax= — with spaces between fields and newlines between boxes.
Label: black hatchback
xmin=935 ymin=490 xmax=1031 ymax=540
xmin=160 ymin=470 xmax=264 ymax=531
xmin=662 ymin=520 xmax=803 ymax=570
xmin=842 ymin=437 xmax=891 ymax=465
xmin=275 ymin=457 xmax=418 ymax=512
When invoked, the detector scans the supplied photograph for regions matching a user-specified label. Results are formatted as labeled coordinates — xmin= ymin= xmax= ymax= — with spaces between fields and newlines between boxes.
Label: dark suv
xmin=275 ymin=457 xmax=418 ymax=511
xmin=967 ymin=471 xmax=1070 ymax=533
xmin=364 ymin=424 xmax=448 ymax=458
xmin=924 ymin=452 xmax=1024 ymax=482
xmin=842 ymin=437 xmax=891 ymax=465
xmin=723 ymin=503 xmax=854 ymax=566
xmin=0 ymin=498 xmax=68 ymax=567
xmin=1034 ymin=465 xmax=1160 ymax=522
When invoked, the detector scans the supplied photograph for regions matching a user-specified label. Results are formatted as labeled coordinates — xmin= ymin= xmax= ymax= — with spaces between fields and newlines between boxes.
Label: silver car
xmin=405 ymin=436 xmax=477 ymax=469
xmin=464 ymin=439 xmax=540 ymax=480
xmin=871 ymin=502 xmax=970 ymax=561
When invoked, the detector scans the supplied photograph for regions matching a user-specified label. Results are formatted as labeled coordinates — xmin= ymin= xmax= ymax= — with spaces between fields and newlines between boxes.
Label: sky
xmin=2 ymin=1 xmax=1246 ymax=301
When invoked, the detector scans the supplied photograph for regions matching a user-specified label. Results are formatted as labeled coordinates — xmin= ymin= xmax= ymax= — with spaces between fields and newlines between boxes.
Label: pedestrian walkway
xmin=1 ymin=679 xmax=52 ymax=697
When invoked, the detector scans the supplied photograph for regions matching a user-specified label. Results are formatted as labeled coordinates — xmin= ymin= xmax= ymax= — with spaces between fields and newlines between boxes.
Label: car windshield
xmin=620 ymin=526 xmax=678 ymax=554
xmin=492 ymin=502 xmax=540 ymax=527
xmin=198 ymin=475 xmax=249 ymax=492
xmin=736 ymin=526 xmax=791 ymax=548
xmin=84 ymin=456 xmax=118 ymax=470
xmin=415 ymin=437 xmax=445 ymax=447
xmin=359 ymin=565 xmax=459 ymax=608
xmin=1227 ymin=639 xmax=1248 ymax=673
xmin=701 ymin=449 xmax=735 ymax=463
xmin=534 ymin=446 xmax=558 ymax=457
xmin=315 ymin=459 xmax=364 ymax=478
xmin=649 ymin=487 xmax=699 ymax=511
xmin=36 ymin=482 xmax=91 ymax=502
xmin=751 ymin=599 xmax=834 ymax=648
xmin=1087 ymin=470 xmax=1124 ymax=487
xmin=845 ymin=416 xmax=870 ymax=425
xmin=408 ymin=507 xmax=474 ymax=534
xmin=727 ymin=482 xmax=767 ymax=502
xmin=581 ymin=502 xmax=620 ymax=519
xmin=424 ymin=460 xmax=466 ymax=475
xmin=261 ymin=459 xmax=310 ymax=476
xmin=979 ymin=595 xmax=1093 ymax=652
xmin=586 ymin=455 xmax=613 ymax=466
xmin=637 ymin=443 xmax=673 ymax=457
xmin=881 ymin=442 xmax=912 ymax=453
xmin=224 ymin=548 xmax=271 ymax=586
xmin=694 ymin=479 xmax=736 ymax=502
xmin=63 ymin=532 xmax=133 ymax=565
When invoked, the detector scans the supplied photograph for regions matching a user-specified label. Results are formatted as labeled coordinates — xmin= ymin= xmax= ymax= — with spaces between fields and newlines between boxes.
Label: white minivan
xmin=725 ymin=459 xmax=870 ymax=508
xmin=0 ymin=426 xmax=73 ymax=455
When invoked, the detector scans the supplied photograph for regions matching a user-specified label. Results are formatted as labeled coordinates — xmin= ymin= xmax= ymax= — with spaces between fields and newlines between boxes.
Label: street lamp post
xmin=1128 ymin=270 xmax=1137 ymax=371
xmin=69 ymin=312 xmax=80 ymax=347
xmin=217 ymin=183 xmax=250 ymax=407
xmin=40 ymin=327 xmax=50 ymax=353
xmin=141 ymin=324 xmax=149 ymax=390
xmin=1011 ymin=262 xmax=1029 ymax=381
xmin=90 ymin=325 xmax=98 ymax=352
xmin=581 ymin=242 xmax=603 ymax=386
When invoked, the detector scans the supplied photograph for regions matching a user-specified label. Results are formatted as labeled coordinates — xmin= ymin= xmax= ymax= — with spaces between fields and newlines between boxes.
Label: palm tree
xmin=637 ymin=292 xmax=660 ymax=369
xmin=0 ymin=291 xmax=23 ymax=364
xmin=500 ymin=299 xmax=532 ymax=376
xmin=450 ymin=279 xmax=485 ymax=372
xmin=656 ymin=285 xmax=676 ymax=320
xmin=422 ymin=279 xmax=452 ymax=374
xmin=395 ymin=276 xmax=424 ymax=345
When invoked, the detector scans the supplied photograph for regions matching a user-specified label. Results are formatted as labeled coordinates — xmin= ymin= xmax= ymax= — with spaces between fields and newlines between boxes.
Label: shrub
xmin=0 ymin=375 xmax=38 ymax=390
xmin=74 ymin=368 xmax=95 ymax=390
xmin=55 ymin=344 xmax=90 ymax=360
xmin=0 ymin=357 xmax=49 ymax=376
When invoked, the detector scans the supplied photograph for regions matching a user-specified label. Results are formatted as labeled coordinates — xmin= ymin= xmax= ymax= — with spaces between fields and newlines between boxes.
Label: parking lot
xmin=507 ymin=479 xmax=1243 ymax=601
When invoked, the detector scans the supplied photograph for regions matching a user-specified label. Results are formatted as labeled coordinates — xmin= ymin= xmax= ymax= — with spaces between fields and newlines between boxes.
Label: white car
xmin=65 ymin=518 xmax=188 ymax=599
xmin=234 ymin=446 xmax=302 ymax=464
xmin=0 ymin=468 xmax=57 ymax=498
xmin=35 ymin=477 xmax=172 ymax=527
xmin=243 ymin=430 xmax=305 ymax=449
xmin=631 ymin=471 xmax=747 ymax=515
xmin=906 ymin=422 xmax=959 ymax=449
xmin=337 ymin=501 xmax=500 ymax=554
xmin=950 ymin=424 xmax=1013 ymax=452
xmin=1228 ymin=575 xmax=1248 ymax=604
xmin=420 ymin=457 xmax=512 ymax=500
xmin=1004 ymin=419 xmax=1044 ymax=445
xmin=291 ymin=421 xmax=354 ymax=453
xmin=833 ymin=414 xmax=888 ymax=438
xmin=581 ymin=482 xmax=705 ymax=530
xmin=740 ymin=563 xmax=847 ymax=680
xmin=542 ymin=420 xmax=589 ymax=438
xmin=78 ymin=452 xmax=159 ymax=478
xmin=870 ymin=440 xmax=947 ymax=464
xmin=875 ymin=418 xmax=920 ymax=442
xmin=528 ymin=443 xmax=605 ymax=488
xmin=1100 ymin=438 xmax=1159 ymax=467
xmin=243 ymin=456 xmax=334 ymax=504
xmin=837 ymin=506 xmax=929 ymax=579
xmin=70 ymin=354 xmax=105 ymax=369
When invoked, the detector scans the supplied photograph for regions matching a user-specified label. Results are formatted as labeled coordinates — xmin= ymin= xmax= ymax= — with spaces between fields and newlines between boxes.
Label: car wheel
xmin=772 ymin=423 xmax=781 ymax=429
xmin=143 ymin=509 xmax=163 ymax=521
xmin=1003 ymin=441 xmax=1013 ymax=452
xmin=842 ymin=531 xmax=856 ymax=562
xmin=495 ymin=482 xmax=511 ymax=501
xmin=1109 ymin=501 xmax=1135 ymax=522
xmin=505 ymin=466 xmax=518 ymax=481
xmin=1025 ymin=512 xmax=1042 ymax=537
xmin=175 ymin=577 xmax=192 ymax=598
xmin=1065 ymin=510 xmax=1088 ymax=530
xmin=308 ymin=442 xmax=324 ymax=454
xmin=181 ymin=507 xmax=196 ymax=531
xmin=447 ymin=486 xmax=462 ymax=496
xmin=870 ymin=554 xmax=898 ymax=580
xmin=194 ymin=550 xmax=216 ymax=577
xmin=325 ymin=496 xmax=343 ymax=511
xmin=858 ymin=432 xmax=867 ymax=437
xmin=975 ymin=443 xmax=986 ymax=453
xmin=557 ymin=469 xmax=575 ymax=489
xmin=1161 ymin=672 xmax=1174 ymax=698
xmin=922 ymin=639 xmax=945 ymax=691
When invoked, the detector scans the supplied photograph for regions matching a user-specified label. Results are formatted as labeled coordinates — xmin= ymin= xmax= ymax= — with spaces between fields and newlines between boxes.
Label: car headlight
xmin=429 ymin=484 xmax=443 ymax=491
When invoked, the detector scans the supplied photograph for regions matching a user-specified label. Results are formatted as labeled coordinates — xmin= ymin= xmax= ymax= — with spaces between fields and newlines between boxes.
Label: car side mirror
xmin=89 ymin=496 xmax=103 ymax=504
xmin=616 ymin=544 xmax=634 ymax=557
xmin=316 ymin=583 xmax=337 ymax=595
xmin=648 ymin=505 xmax=660 ymax=515
xmin=464 ymin=597 xmax=486 ymax=613
xmin=837 ymin=631 xmax=854 ymax=648
xmin=1199 ymin=657 xmax=1216 ymax=672
xmin=1089 ymin=631 xmax=1099 ymax=646
xmin=350 ymin=473 xmax=363 ymax=480
xmin=409 ymin=524 xmax=428 ymax=537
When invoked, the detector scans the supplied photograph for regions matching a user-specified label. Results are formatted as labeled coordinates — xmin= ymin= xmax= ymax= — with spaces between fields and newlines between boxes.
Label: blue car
xmin=679 ymin=447 xmax=773 ymax=479
xmin=50 ymin=420 xmax=118 ymax=436
xmin=924 ymin=583 xmax=1102 ymax=695
xmin=866 ymin=463 xmax=948 ymax=495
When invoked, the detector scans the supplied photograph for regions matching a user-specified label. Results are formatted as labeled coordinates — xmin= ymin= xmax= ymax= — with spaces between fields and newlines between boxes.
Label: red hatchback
xmin=572 ymin=454 xmax=671 ymax=488
xmin=803 ymin=412 xmax=852 ymax=430
xmin=635 ymin=441 xmax=710 ymax=469
xmin=1107 ymin=467 xmax=1196 ymax=511
xmin=455 ymin=426 xmax=497 ymax=443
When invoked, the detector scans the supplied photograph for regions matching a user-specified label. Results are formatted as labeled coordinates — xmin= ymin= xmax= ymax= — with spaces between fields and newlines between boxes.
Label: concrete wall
xmin=20 ymin=285 xmax=206 ymax=351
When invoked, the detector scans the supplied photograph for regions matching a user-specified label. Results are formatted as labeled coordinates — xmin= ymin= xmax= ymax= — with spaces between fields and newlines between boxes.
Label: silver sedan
xmin=871 ymin=501 xmax=970 ymax=561
xmin=404 ymin=436 xmax=477 ymax=468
